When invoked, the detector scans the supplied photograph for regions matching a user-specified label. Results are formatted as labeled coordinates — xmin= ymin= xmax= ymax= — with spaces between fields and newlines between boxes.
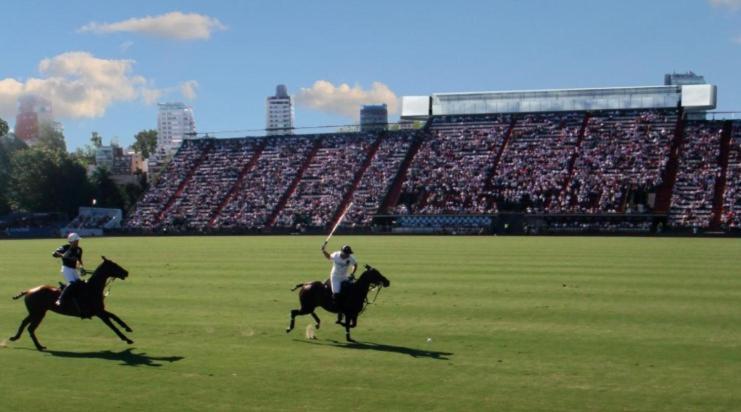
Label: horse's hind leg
xmin=27 ymin=313 xmax=47 ymax=351
xmin=310 ymin=312 xmax=321 ymax=329
xmin=9 ymin=316 xmax=32 ymax=342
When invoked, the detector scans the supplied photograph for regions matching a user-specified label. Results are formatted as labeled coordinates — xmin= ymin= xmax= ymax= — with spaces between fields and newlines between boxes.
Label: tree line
xmin=0 ymin=117 xmax=157 ymax=219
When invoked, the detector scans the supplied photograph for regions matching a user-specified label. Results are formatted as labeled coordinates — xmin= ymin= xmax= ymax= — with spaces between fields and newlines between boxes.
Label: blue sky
xmin=1 ymin=0 xmax=740 ymax=151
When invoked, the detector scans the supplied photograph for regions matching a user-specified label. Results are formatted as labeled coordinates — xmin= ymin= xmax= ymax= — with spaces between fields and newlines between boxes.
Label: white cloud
xmin=141 ymin=88 xmax=163 ymax=105
xmin=79 ymin=11 xmax=226 ymax=40
xmin=119 ymin=40 xmax=134 ymax=53
xmin=0 ymin=79 xmax=25 ymax=120
xmin=295 ymin=80 xmax=399 ymax=119
xmin=708 ymin=0 xmax=741 ymax=9
xmin=180 ymin=80 xmax=199 ymax=100
xmin=0 ymin=51 xmax=163 ymax=120
xmin=708 ymin=1 xmax=741 ymax=44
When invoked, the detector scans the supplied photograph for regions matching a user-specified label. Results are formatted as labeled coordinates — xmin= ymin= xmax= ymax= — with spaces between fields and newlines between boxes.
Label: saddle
xmin=322 ymin=278 xmax=355 ymax=312
xmin=58 ymin=281 xmax=93 ymax=319
xmin=322 ymin=278 xmax=355 ymax=294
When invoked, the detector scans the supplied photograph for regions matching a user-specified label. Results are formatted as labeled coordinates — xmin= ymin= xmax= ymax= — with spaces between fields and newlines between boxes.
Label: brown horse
xmin=9 ymin=256 xmax=133 ymax=351
xmin=286 ymin=264 xmax=390 ymax=342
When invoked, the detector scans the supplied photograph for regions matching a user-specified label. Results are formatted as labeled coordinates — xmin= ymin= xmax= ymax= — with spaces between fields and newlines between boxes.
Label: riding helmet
xmin=67 ymin=232 xmax=81 ymax=243
xmin=341 ymin=245 xmax=353 ymax=254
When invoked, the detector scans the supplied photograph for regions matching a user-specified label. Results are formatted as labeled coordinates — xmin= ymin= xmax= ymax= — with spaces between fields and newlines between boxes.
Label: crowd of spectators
xmin=343 ymin=131 xmax=415 ymax=226
xmin=721 ymin=125 xmax=741 ymax=229
xmin=394 ymin=111 xmax=678 ymax=217
xmin=491 ymin=113 xmax=584 ymax=212
xmin=123 ymin=110 xmax=740 ymax=234
xmin=561 ymin=110 xmax=676 ymax=213
xmin=210 ymin=136 xmax=315 ymax=230
xmin=539 ymin=219 xmax=652 ymax=234
xmin=66 ymin=214 xmax=118 ymax=229
xmin=398 ymin=115 xmax=511 ymax=215
xmin=275 ymin=133 xmax=376 ymax=228
xmin=431 ymin=114 xmax=506 ymax=125
xmin=125 ymin=139 xmax=212 ymax=229
xmin=669 ymin=122 xmax=723 ymax=228
xmin=161 ymin=139 xmax=260 ymax=230
xmin=1 ymin=213 xmax=65 ymax=230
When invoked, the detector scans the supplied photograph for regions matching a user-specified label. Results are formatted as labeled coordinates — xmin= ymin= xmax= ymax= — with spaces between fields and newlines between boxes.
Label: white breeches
xmin=61 ymin=266 xmax=80 ymax=283
xmin=330 ymin=275 xmax=346 ymax=294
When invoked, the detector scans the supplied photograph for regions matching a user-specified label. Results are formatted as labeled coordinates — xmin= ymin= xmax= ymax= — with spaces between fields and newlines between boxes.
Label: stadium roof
xmin=402 ymin=84 xmax=717 ymax=118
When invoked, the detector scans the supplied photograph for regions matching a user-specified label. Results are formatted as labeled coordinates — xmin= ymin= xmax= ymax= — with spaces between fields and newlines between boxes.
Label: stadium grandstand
xmin=61 ymin=207 xmax=123 ymax=237
xmin=1 ymin=212 xmax=67 ymax=238
xmin=123 ymin=82 xmax=740 ymax=235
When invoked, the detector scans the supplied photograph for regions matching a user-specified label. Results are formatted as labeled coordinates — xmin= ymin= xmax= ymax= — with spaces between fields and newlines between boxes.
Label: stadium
xmin=2 ymin=3 xmax=741 ymax=412
xmin=122 ymin=81 xmax=739 ymax=237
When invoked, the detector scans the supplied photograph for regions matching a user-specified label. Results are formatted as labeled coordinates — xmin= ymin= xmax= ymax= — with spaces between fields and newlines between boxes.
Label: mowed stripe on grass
xmin=0 ymin=236 xmax=739 ymax=411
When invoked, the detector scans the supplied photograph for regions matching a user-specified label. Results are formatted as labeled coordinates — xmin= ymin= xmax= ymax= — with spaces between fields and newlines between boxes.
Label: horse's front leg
xmin=98 ymin=313 xmax=134 ymax=344
xmin=104 ymin=310 xmax=133 ymax=333
xmin=310 ymin=312 xmax=321 ymax=329
xmin=344 ymin=315 xmax=355 ymax=343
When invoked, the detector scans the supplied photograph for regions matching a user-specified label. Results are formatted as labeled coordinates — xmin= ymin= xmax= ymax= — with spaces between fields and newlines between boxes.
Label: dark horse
xmin=9 ymin=256 xmax=133 ymax=351
xmin=286 ymin=264 xmax=390 ymax=342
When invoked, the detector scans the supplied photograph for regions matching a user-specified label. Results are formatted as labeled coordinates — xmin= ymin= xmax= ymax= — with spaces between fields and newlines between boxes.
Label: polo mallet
xmin=323 ymin=202 xmax=353 ymax=248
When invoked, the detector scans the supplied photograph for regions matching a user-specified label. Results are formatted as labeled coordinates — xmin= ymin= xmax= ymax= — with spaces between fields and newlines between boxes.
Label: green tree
xmin=9 ymin=147 xmax=91 ymax=215
xmin=0 ymin=193 xmax=8 ymax=215
xmin=0 ymin=130 xmax=27 ymax=214
xmin=91 ymin=131 xmax=103 ymax=148
xmin=36 ymin=123 xmax=67 ymax=152
xmin=90 ymin=167 xmax=125 ymax=209
xmin=132 ymin=129 xmax=157 ymax=159
xmin=72 ymin=131 xmax=103 ymax=166
xmin=120 ymin=172 xmax=148 ymax=212
xmin=0 ymin=117 xmax=8 ymax=137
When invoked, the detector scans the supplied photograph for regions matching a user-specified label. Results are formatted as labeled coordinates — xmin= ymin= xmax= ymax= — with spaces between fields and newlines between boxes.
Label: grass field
xmin=0 ymin=236 xmax=740 ymax=411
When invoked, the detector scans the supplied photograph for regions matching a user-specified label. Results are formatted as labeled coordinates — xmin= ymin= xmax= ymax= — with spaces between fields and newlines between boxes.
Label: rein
xmin=104 ymin=278 xmax=115 ymax=297
xmin=85 ymin=269 xmax=115 ymax=297
xmin=359 ymin=283 xmax=383 ymax=315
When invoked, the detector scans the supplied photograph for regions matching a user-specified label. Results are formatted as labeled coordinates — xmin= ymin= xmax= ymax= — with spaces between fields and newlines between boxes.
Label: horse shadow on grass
xmin=45 ymin=348 xmax=184 ymax=367
xmin=296 ymin=339 xmax=453 ymax=360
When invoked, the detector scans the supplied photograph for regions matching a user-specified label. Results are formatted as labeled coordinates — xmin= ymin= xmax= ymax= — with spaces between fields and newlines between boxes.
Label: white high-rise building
xmin=157 ymin=102 xmax=196 ymax=155
xmin=266 ymin=85 xmax=294 ymax=136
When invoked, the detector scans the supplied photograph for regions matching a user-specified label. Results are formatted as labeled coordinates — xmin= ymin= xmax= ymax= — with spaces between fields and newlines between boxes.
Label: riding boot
xmin=332 ymin=293 xmax=342 ymax=311
xmin=333 ymin=293 xmax=344 ymax=324
xmin=56 ymin=281 xmax=84 ymax=317
xmin=56 ymin=282 xmax=73 ymax=307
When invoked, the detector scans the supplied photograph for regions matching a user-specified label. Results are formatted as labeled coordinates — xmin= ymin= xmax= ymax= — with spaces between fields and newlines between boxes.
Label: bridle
xmin=103 ymin=270 xmax=126 ymax=297
xmin=359 ymin=282 xmax=384 ymax=315
xmin=82 ymin=262 xmax=126 ymax=297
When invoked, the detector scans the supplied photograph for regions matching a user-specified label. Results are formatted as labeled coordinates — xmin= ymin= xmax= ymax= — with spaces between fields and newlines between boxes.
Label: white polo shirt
xmin=330 ymin=251 xmax=356 ymax=280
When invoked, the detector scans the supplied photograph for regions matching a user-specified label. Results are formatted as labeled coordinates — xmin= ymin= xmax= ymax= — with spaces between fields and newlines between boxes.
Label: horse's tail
xmin=290 ymin=283 xmax=305 ymax=292
xmin=12 ymin=290 xmax=28 ymax=300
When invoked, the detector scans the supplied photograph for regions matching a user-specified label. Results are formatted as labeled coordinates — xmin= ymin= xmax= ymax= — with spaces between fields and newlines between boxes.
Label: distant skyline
xmin=2 ymin=0 xmax=741 ymax=150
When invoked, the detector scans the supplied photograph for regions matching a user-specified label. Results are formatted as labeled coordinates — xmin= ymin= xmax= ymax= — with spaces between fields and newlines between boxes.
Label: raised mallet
xmin=323 ymin=202 xmax=353 ymax=248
